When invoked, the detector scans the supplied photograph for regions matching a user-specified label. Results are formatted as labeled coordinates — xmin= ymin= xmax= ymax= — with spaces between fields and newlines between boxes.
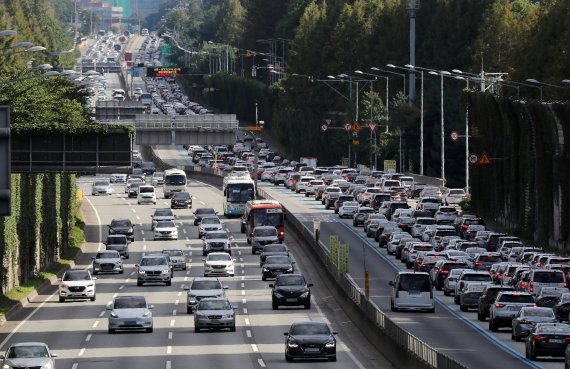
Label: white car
xmin=444 ymin=188 xmax=467 ymax=205
xmin=434 ymin=206 xmax=458 ymax=224
xmin=59 ymin=269 xmax=97 ymax=302
xmin=295 ymin=176 xmax=316 ymax=193
xmin=198 ymin=216 xmax=223 ymax=238
xmin=137 ymin=185 xmax=156 ymax=205
xmin=338 ymin=201 xmax=359 ymax=218
xmin=110 ymin=173 xmax=127 ymax=183
xmin=91 ymin=180 xmax=113 ymax=195
xmin=151 ymin=172 xmax=164 ymax=186
xmin=203 ymin=252 xmax=235 ymax=277
xmin=154 ymin=220 xmax=178 ymax=240
xmin=1 ymin=342 xmax=57 ymax=369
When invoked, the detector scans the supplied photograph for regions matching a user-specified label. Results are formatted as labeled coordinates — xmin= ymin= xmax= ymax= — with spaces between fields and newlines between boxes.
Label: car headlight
xmin=86 ymin=283 xmax=94 ymax=287
xmin=110 ymin=312 xmax=118 ymax=318
xmin=273 ymin=292 xmax=284 ymax=298
xmin=325 ymin=340 xmax=336 ymax=348
xmin=287 ymin=341 xmax=299 ymax=348
xmin=162 ymin=269 xmax=170 ymax=274
xmin=300 ymin=291 xmax=309 ymax=298
xmin=263 ymin=268 xmax=269 ymax=272
xmin=142 ymin=311 xmax=151 ymax=317
xmin=60 ymin=284 xmax=68 ymax=288
xmin=287 ymin=267 xmax=293 ymax=272
xmin=222 ymin=314 xmax=234 ymax=319
xmin=138 ymin=270 xmax=146 ymax=274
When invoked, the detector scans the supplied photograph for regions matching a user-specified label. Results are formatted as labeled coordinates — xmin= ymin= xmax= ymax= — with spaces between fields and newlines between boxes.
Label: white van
xmin=389 ymin=271 xmax=435 ymax=312
xmin=137 ymin=185 xmax=156 ymax=205
xmin=526 ymin=269 xmax=566 ymax=296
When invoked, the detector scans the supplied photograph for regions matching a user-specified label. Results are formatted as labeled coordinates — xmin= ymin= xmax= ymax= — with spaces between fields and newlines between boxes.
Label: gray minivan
xmin=389 ymin=271 xmax=435 ymax=312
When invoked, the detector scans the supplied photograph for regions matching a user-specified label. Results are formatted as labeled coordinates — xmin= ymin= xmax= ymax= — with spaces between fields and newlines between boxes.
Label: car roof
xmin=192 ymin=276 xmax=221 ymax=282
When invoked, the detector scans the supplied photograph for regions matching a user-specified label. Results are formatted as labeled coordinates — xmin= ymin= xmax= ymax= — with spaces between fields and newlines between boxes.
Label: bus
xmin=241 ymin=200 xmax=285 ymax=244
xmin=163 ymin=168 xmax=187 ymax=198
xmin=222 ymin=175 xmax=255 ymax=217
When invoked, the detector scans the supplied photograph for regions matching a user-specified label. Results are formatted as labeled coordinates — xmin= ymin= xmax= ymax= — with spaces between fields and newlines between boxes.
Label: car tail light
xmin=495 ymin=303 xmax=505 ymax=308
xmin=497 ymin=274 xmax=502 ymax=279
xmin=475 ymin=262 xmax=483 ymax=266
xmin=521 ymin=281 xmax=527 ymax=289
xmin=534 ymin=335 xmax=546 ymax=341
xmin=440 ymin=270 xmax=449 ymax=274
xmin=519 ymin=319 xmax=531 ymax=324
xmin=529 ymin=281 xmax=534 ymax=293
xmin=565 ymin=337 xmax=570 ymax=341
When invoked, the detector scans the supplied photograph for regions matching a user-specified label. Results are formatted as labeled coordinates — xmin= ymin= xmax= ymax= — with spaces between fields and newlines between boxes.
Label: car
xmin=184 ymin=277 xmax=228 ymax=314
xmin=443 ymin=268 xmax=468 ymax=296
xmin=284 ymin=321 xmax=337 ymax=362
xmin=162 ymin=249 xmax=187 ymax=270
xmin=488 ymin=291 xmax=536 ymax=332
xmin=203 ymin=252 xmax=235 ymax=277
xmin=270 ymin=274 xmax=312 ymax=310
xmin=125 ymin=178 xmax=144 ymax=194
xmin=443 ymin=188 xmax=467 ymax=205
xmin=108 ymin=218 xmax=135 ymax=242
xmin=107 ymin=295 xmax=154 ymax=333
xmin=110 ymin=173 xmax=127 ymax=183
xmin=334 ymin=195 xmax=357 ymax=214
xmin=171 ymin=191 xmax=192 ymax=209
xmin=136 ymin=255 xmax=172 ymax=286
xmin=338 ymin=201 xmax=359 ymax=218
xmin=151 ymin=172 xmax=164 ymax=186
xmin=477 ymin=285 xmax=515 ymax=321
xmin=353 ymin=206 xmax=375 ymax=227
xmin=251 ymin=226 xmax=279 ymax=254
xmin=153 ymin=220 xmax=178 ymax=240
xmin=92 ymin=250 xmax=123 ymax=274
xmin=512 ymin=307 xmax=557 ymax=341
xmin=472 ymin=252 xmax=502 ymax=271
xmin=454 ymin=270 xmax=492 ymax=304
xmin=151 ymin=208 xmax=175 ymax=230
xmin=137 ymin=185 xmax=156 ymax=204
xmin=193 ymin=207 xmax=217 ymax=225
xmin=389 ymin=271 xmax=435 ymax=312
xmin=198 ymin=216 xmax=223 ymax=237
xmin=59 ymin=269 xmax=97 ymax=302
xmin=202 ymin=230 xmax=232 ymax=256
xmin=431 ymin=260 xmax=470 ymax=290
xmin=262 ymin=255 xmax=295 ymax=281
xmin=104 ymin=234 xmax=130 ymax=258
xmin=459 ymin=283 xmax=488 ymax=311
xmin=525 ymin=269 xmax=567 ymax=297
xmin=526 ymin=323 xmax=570 ymax=360
xmin=0 ymin=342 xmax=57 ymax=369
xmin=554 ymin=293 xmax=570 ymax=322
xmin=91 ymin=180 xmax=113 ymax=195
xmin=194 ymin=297 xmax=236 ymax=332
xmin=260 ymin=244 xmax=289 ymax=267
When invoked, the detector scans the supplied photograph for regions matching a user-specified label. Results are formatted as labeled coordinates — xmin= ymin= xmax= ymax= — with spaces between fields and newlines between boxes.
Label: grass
xmin=0 ymin=207 xmax=85 ymax=318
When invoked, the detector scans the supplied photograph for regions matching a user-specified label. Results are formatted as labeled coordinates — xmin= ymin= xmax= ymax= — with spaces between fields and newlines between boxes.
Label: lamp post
xmin=428 ymin=70 xmax=451 ymax=185
xmin=454 ymin=75 xmax=471 ymax=192
xmin=524 ymin=78 xmax=563 ymax=100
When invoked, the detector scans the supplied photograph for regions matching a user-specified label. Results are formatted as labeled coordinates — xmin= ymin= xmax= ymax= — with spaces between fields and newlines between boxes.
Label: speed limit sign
xmin=468 ymin=154 xmax=479 ymax=164
xmin=451 ymin=131 xmax=459 ymax=141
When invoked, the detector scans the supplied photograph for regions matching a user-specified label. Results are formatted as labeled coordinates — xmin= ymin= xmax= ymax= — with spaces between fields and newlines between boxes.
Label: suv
xmin=459 ymin=283 xmax=488 ymax=312
xmin=431 ymin=260 xmax=470 ymax=290
xmin=488 ymin=291 xmax=536 ymax=331
xmin=104 ymin=234 xmax=129 ymax=259
xmin=202 ymin=230 xmax=232 ymax=256
xmin=454 ymin=270 xmax=492 ymax=304
xmin=334 ymin=195 xmax=356 ymax=214
xmin=136 ymin=255 xmax=172 ymax=286
xmin=353 ymin=207 xmax=375 ymax=227
xmin=251 ymin=226 xmax=279 ymax=254
xmin=107 ymin=218 xmax=135 ymax=242
xmin=137 ymin=185 xmax=156 ymax=205
xmin=59 ymin=269 xmax=97 ymax=302
xmin=477 ymin=285 xmax=515 ymax=321
xmin=184 ymin=277 xmax=228 ymax=313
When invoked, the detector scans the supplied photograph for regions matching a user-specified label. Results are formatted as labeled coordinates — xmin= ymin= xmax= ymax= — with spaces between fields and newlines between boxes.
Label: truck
xmin=300 ymin=157 xmax=318 ymax=168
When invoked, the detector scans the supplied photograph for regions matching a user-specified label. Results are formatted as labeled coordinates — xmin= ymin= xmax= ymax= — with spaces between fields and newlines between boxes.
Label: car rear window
xmin=533 ymin=271 xmax=565 ymax=283
xmin=398 ymin=274 xmax=431 ymax=292
xmin=463 ymin=274 xmax=491 ymax=282
xmin=499 ymin=294 xmax=535 ymax=303
xmin=478 ymin=255 xmax=502 ymax=263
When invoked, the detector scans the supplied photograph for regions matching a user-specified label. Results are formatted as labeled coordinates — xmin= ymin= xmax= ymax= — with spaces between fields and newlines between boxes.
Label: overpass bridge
xmin=98 ymin=114 xmax=239 ymax=145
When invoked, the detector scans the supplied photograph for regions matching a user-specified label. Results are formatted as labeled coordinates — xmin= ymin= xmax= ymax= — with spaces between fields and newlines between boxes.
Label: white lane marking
xmin=186 ymin=270 xmax=191 ymax=275
xmin=177 ymin=292 xmax=182 ymax=297
xmin=174 ymin=299 xmax=179 ymax=306
xmin=240 ymin=263 xmax=245 ymax=268
xmin=136 ymin=215 xmax=141 ymax=220
xmin=238 ymin=250 xmax=242 ymax=256
xmin=168 ymin=332 xmax=173 ymax=340
xmin=130 ymin=271 xmax=135 ymax=276
xmin=113 ymin=293 xmax=118 ymax=298
xmin=199 ymin=201 xmax=205 ymax=205
xmin=258 ymin=359 xmax=266 ymax=368
xmin=183 ymin=229 xmax=187 ymax=234
xmin=241 ymin=283 xmax=245 ymax=288
xmin=242 ymin=270 xmax=245 ymax=274
xmin=242 ymin=299 xmax=246 ymax=304
xmin=167 ymin=346 xmax=172 ymax=354
xmin=184 ymin=276 xmax=188 ymax=282
xmin=92 ymin=321 xmax=99 ymax=328
xmin=99 ymin=311 xmax=105 ymax=317
xmin=132 ymin=208 xmax=136 ymax=213
xmin=173 ymin=309 xmax=177 ymax=316
xmin=85 ymin=334 xmax=92 ymax=342
xmin=241 ymin=276 xmax=245 ymax=281
xmin=142 ymin=238 xmax=146 ymax=242
xmin=251 ymin=344 xmax=259 ymax=352
xmin=141 ymin=230 xmax=145 ymax=235
xmin=78 ymin=348 xmax=85 ymax=356
xmin=185 ymin=237 xmax=190 ymax=241
xmin=246 ymin=330 xmax=252 ymax=338
xmin=166 ymin=360 xmax=172 ymax=369
xmin=188 ymin=259 xmax=192 ymax=263
xmin=83 ymin=195 xmax=103 ymax=251
xmin=119 ymin=285 xmax=124 ymax=290
xmin=170 ymin=319 xmax=175 ymax=327
xmin=71 ymin=363 xmax=78 ymax=369
xmin=241 ymin=290 xmax=245 ymax=296
xmin=240 ymin=258 xmax=244 ymax=262
xmin=244 ymin=318 xmax=250 ymax=326
xmin=126 ymin=278 xmax=131 ymax=282
xmin=143 ymin=245 xmax=147 ymax=250
xmin=243 ymin=308 xmax=248 ymax=314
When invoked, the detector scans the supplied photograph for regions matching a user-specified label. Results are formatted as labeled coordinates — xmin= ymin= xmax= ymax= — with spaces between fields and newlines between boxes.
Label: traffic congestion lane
xmin=258 ymin=182 xmax=559 ymax=369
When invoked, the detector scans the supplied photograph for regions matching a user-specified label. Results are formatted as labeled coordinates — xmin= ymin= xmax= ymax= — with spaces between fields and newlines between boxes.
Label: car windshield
xmin=500 ymin=294 xmax=535 ymax=303
xmin=107 ymin=237 xmax=126 ymax=245
xmin=111 ymin=220 xmax=131 ymax=227
xmin=172 ymin=192 xmax=190 ymax=200
xmin=266 ymin=256 xmax=291 ymax=264
xmin=114 ymin=296 xmax=146 ymax=309
xmin=94 ymin=181 xmax=109 ymax=186
xmin=97 ymin=252 xmax=119 ymax=259
xmin=155 ymin=209 xmax=173 ymax=217
xmin=139 ymin=187 xmax=154 ymax=193
xmin=398 ymin=274 xmax=431 ymax=292
xmin=192 ymin=280 xmax=222 ymax=290
xmin=156 ymin=221 xmax=175 ymax=228
xmin=463 ymin=274 xmax=491 ymax=282
xmin=534 ymin=271 xmax=565 ymax=283
xmin=202 ymin=218 xmax=221 ymax=225
xmin=7 ymin=345 xmax=49 ymax=359
xmin=276 ymin=275 xmax=305 ymax=286
xmin=254 ymin=228 xmax=277 ymax=237
xmin=140 ymin=257 xmax=167 ymax=266
xmin=164 ymin=174 xmax=186 ymax=185
xmin=207 ymin=254 xmax=231 ymax=261
xmin=63 ymin=270 xmax=91 ymax=281
xmin=263 ymin=245 xmax=286 ymax=253
xmin=290 ymin=323 xmax=330 ymax=335
xmin=479 ymin=255 xmax=502 ymax=263
xmin=205 ymin=232 xmax=228 ymax=240
xmin=198 ymin=300 xmax=231 ymax=310
xmin=163 ymin=250 xmax=183 ymax=256
xmin=196 ymin=208 xmax=216 ymax=215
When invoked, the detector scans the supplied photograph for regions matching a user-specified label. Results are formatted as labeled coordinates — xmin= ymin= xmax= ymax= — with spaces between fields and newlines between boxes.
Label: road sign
xmin=384 ymin=160 xmax=397 ymax=173
xmin=468 ymin=154 xmax=479 ymax=164
xmin=451 ymin=131 xmax=459 ymax=141
xmin=479 ymin=152 xmax=491 ymax=165
xmin=320 ymin=124 xmax=328 ymax=132
xmin=352 ymin=140 xmax=360 ymax=145
xmin=368 ymin=123 xmax=377 ymax=133
xmin=245 ymin=126 xmax=262 ymax=131
xmin=352 ymin=122 xmax=362 ymax=132
xmin=344 ymin=123 xmax=352 ymax=132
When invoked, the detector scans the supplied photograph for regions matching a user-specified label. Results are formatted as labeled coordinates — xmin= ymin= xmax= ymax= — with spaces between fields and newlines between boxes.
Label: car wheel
xmin=443 ymin=289 xmax=450 ymax=296
xmin=108 ymin=328 xmax=116 ymax=334
xmin=391 ymin=301 xmax=398 ymax=312
xmin=529 ymin=348 xmax=537 ymax=360
xmin=137 ymin=281 xmax=143 ymax=287
xmin=166 ymin=280 xmax=172 ymax=286
xmin=194 ymin=221 xmax=198 ymax=226
xmin=262 ymin=276 xmax=267 ymax=281
xmin=187 ymin=307 xmax=192 ymax=314
xmin=252 ymin=248 xmax=256 ymax=255
xmin=285 ymin=353 xmax=293 ymax=362
xmin=512 ymin=331 xmax=516 ymax=341
xmin=59 ymin=296 xmax=65 ymax=303
xmin=247 ymin=237 xmax=251 ymax=245
xmin=146 ymin=327 xmax=153 ymax=333
xmin=304 ymin=302 xmax=311 ymax=309
xmin=195 ymin=327 xmax=201 ymax=333
xmin=427 ymin=307 xmax=435 ymax=313
xmin=125 ymin=254 xmax=129 ymax=259
xmin=477 ymin=311 xmax=484 ymax=321
xmin=91 ymin=295 xmax=96 ymax=302
xmin=230 ymin=274 xmax=234 ymax=277
xmin=230 ymin=325 xmax=236 ymax=332
xmin=489 ymin=319 xmax=498 ymax=332
xmin=203 ymin=251 xmax=207 ymax=256
xmin=272 ymin=300 xmax=278 ymax=310
xmin=454 ymin=295 xmax=460 ymax=305
xmin=460 ymin=304 xmax=467 ymax=312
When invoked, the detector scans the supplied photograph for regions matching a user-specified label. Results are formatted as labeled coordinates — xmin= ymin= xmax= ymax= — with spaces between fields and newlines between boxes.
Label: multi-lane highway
xmin=0 ymin=171 xmax=393 ymax=369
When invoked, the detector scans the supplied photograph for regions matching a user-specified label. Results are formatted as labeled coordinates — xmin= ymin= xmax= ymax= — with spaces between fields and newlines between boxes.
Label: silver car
xmin=184 ymin=277 xmax=228 ymax=314
xmin=91 ymin=180 xmax=112 ymax=195
xmin=199 ymin=216 xmax=223 ymax=237
xmin=194 ymin=297 xmax=236 ymax=332
xmin=107 ymin=295 xmax=154 ymax=333
xmin=136 ymin=255 xmax=172 ymax=286
xmin=162 ymin=249 xmax=187 ymax=270
xmin=92 ymin=250 xmax=123 ymax=274
xmin=1 ymin=342 xmax=57 ymax=369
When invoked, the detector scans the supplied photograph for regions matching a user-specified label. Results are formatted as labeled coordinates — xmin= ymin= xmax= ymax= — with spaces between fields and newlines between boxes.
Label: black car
xmin=262 ymin=255 xmax=295 ymax=281
xmin=554 ymin=293 xmax=570 ymax=322
xmin=284 ymin=321 xmax=337 ymax=362
xmin=477 ymin=285 xmax=515 ymax=321
xmin=270 ymin=274 xmax=313 ymax=310
xmin=140 ymin=162 xmax=156 ymax=175
xmin=108 ymin=218 xmax=135 ymax=242
xmin=260 ymin=244 xmax=289 ymax=267
xmin=352 ymin=207 xmax=375 ymax=227
xmin=171 ymin=191 xmax=192 ymax=209
xmin=526 ymin=323 xmax=570 ymax=360
xmin=193 ymin=208 xmax=217 ymax=226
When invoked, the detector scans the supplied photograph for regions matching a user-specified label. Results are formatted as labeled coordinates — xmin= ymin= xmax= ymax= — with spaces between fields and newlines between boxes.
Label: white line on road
xmin=240 ymin=258 xmax=244 ymax=262
xmin=168 ymin=332 xmax=173 ymax=340
xmin=242 ymin=270 xmax=245 ymax=274
xmin=119 ymin=285 xmax=124 ymax=290
xmin=251 ymin=344 xmax=259 ymax=352
xmin=142 ymin=238 xmax=146 ymax=242
xmin=174 ymin=299 xmax=179 ymax=305
xmin=186 ymin=270 xmax=190 ymax=275
xmin=243 ymin=308 xmax=248 ymax=314
xmin=167 ymin=346 xmax=172 ymax=354
xmin=244 ymin=318 xmax=250 ymax=326
xmin=99 ymin=311 xmax=105 ymax=317
xmin=141 ymin=230 xmax=144 ymax=235
xmin=130 ymin=271 xmax=135 ymax=276
xmin=113 ymin=293 xmax=118 ymax=298
xmin=241 ymin=276 xmax=245 ymax=281
xmin=258 ymin=359 xmax=266 ymax=368
xmin=199 ymin=201 xmax=205 ymax=205
xmin=173 ymin=309 xmax=177 ymax=316
xmin=246 ymin=330 xmax=252 ymax=338
xmin=170 ymin=319 xmax=175 ymax=327
xmin=85 ymin=334 xmax=92 ymax=342
xmin=71 ymin=363 xmax=78 ymax=369
xmin=136 ymin=215 xmax=140 ymax=220
xmin=241 ymin=290 xmax=245 ymax=295
xmin=166 ymin=361 xmax=172 ymax=369
xmin=126 ymin=278 xmax=131 ymax=282
xmin=241 ymin=283 xmax=245 ymax=288
xmin=132 ymin=208 xmax=136 ymax=213
xmin=143 ymin=245 xmax=147 ymax=250
xmin=184 ymin=276 xmax=188 ymax=281
xmin=185 ymin=237 xmax=189 ymax=241
xmin=242 ymin=299 xmax=246 ymax=304
xmin=177 ymin=291 xmax=182 ymax=297
xmin=183 ymin=229 xmax=187 ymax=234
xmin=78 ymin=348 xmax=85 ymax=356
xmin=92 ymin=321 xmax=99 ymax=328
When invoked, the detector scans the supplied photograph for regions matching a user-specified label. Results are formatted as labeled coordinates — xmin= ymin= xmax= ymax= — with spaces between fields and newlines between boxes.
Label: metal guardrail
xmin=98 ymin=114 xmax=239 ymax=130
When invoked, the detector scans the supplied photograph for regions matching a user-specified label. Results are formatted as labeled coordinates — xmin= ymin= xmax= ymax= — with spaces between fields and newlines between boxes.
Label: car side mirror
xmin=269 ymin=284 xmax=274 ymax=288
xmin=91 ymin=256 xmax=96 ymax=260
xmin=223 ymin=286 xmax=229 ymax=289
xmin=149 ymin=305 xmax=155 ymax=309
xmin=283 ymin=332 xmax=289 ymax=336
xmin=106 ymin=304 xmax=112 ymax=310
xmin=51 ymin=353 xmax=58 ymax=358
xmin=184 ymin=286 xmax=190 ymax=290
xmin=202 ymin=258 xmax=206 ymax=261
xmin=92 ymin=277 xmax=98 ymax=280
xmin=332 ymin=331 xmax=338 ymax=335
xmin=388 ymin=281 xmax=394 ymax=286
xmin=308 ymin=283 xmax=314 ymax=287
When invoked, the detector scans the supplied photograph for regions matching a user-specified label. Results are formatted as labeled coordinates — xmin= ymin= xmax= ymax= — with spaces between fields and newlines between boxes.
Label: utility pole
xmin=406 ymin=0 xmax=420 ymax=104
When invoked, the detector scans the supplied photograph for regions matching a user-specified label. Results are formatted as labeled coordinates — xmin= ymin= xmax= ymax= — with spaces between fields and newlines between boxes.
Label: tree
xmin=215 ymin=0 xmax=245 ymax=45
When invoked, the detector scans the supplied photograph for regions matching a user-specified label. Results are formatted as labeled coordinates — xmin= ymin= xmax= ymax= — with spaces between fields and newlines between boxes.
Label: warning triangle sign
xmin=479 ymin=152 xmax=491 ymax=165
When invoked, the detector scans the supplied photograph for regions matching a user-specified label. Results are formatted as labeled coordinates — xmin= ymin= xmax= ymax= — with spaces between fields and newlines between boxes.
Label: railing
xmin=98 ymin=114 xmax=239 ymax=130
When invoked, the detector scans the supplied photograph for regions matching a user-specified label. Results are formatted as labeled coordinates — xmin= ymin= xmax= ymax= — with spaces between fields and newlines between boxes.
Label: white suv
xmin=137 ymin=185 xmax=156 ymax=205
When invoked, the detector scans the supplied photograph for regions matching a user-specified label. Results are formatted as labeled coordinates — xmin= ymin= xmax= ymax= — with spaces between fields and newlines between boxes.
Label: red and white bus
xmin=241 ymin=200 xmax=285 ymax=243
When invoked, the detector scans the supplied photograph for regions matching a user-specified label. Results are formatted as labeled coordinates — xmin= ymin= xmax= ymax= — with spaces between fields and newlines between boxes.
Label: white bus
xmin=222 ymin=175 xmax=255 ymax=216
xmin=163 ymin=168 xmax=187 ymax=198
